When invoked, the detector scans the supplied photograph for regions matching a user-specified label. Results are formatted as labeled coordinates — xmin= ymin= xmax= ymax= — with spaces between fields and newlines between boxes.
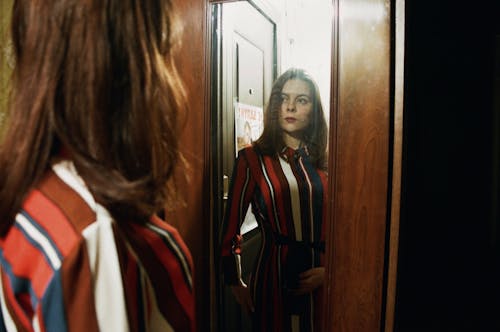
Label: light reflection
xmin=341 ymin=1 xmax=387 ymax=22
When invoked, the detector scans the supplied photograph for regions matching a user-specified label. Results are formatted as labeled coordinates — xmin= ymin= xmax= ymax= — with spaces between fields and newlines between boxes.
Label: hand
xmin=291 ymin=267 xmax=325 ymax=295
xmin=230 ymin=285 xmax=255 ymax=313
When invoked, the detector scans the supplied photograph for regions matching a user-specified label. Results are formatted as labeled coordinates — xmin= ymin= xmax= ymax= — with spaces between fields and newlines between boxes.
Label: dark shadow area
xmin=395 ymin=1 xmax=500 ymax=331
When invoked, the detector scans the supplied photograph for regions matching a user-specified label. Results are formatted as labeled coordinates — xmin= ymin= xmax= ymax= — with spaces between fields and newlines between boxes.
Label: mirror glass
xmin=211 ymin=0 xmax=333 ymax=330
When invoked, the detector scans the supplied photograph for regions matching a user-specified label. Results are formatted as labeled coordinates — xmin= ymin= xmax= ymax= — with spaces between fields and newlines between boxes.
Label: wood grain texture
xmin=180 ymin=0 xmax=399 ymax=330
xmin=168 ymin=0 xmax=211 ymax=329
xmin=324 ymin=0 xmax=392 ymax=330
xmin=384 ymin=0 xmax=405 ymax=330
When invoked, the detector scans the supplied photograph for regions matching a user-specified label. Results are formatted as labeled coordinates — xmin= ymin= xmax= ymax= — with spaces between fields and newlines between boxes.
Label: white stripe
xmin=32 ymin=314 xmax=41 ymax=332
xmin=279 ymin=157 xmax=302 ymax=241
xmin=15 ymin=214 xmax=61 ymax=270
xmin=147 ymin=223 xmax=193 ymax=288
xmin=0 ymin=269 xmax=18 ymax=332
xmin=53 ymin=161 xmax=130 ymax=332
xmin=82 ymin=206 xmax=130 ymax=332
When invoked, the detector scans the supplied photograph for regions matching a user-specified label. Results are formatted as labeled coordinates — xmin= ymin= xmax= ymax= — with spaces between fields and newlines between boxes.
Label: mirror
xmin=210 ymin=0 xmax=333 ymax=330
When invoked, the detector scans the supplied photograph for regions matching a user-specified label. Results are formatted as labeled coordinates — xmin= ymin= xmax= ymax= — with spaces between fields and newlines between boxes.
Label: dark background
xmin=395 ymin=1 xmax=500 ymax=331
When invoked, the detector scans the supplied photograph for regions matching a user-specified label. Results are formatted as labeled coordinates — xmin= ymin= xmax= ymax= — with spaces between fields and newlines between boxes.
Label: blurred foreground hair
xmin=0 ymin=0 xmax=186 ymax=234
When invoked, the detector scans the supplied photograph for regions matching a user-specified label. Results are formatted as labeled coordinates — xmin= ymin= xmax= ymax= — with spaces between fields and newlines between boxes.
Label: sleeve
xmin=117 ymin=219 xmax=196 ymax=332
xmin=220 ymin=150 xmax=256 ymax=286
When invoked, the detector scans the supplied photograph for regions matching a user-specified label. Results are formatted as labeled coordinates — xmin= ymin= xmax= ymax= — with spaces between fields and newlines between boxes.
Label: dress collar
xmin=278 ymin=145 xmax=310 ymax=162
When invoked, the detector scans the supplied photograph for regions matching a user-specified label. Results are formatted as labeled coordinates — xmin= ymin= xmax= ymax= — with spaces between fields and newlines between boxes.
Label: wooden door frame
xmin=204 ymin=0 xmax=405 ymax=330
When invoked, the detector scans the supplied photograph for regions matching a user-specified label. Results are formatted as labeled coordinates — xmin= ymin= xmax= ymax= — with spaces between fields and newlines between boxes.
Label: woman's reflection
xmin=221 ymin=68 xmax=328 ymax=331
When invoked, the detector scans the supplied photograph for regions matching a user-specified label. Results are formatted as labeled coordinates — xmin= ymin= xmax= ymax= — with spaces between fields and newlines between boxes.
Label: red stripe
xmin=266 ymin=156 xmax=294 ymax=235
xmin=22 ymin=190 xmax=79 ymax=256
xmin=133 ymin=224 xmax=194 ymax=322
xmin=2 ymin=226 xmax=53 ymax=298
xmin=245 ymin=151 xmax=276 ymax=229
xmin=36 ymin=304 xmax=47 ymax=332
xmin=124 ymin=249 xmax=140 ymax=332
xmin=221 ymin=154 xmax=254 ymax=255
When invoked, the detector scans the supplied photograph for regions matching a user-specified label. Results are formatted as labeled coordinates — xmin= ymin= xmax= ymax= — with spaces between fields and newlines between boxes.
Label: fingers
xmin=289 ymin=267 xmax=325 ymax=295
xmin=293 ymin=281 xmax=316 ymax=294
xmin=298 ymin=269 xmax=315 ymax=279
xmin=299 ymin=267 xmax=325 ymax=279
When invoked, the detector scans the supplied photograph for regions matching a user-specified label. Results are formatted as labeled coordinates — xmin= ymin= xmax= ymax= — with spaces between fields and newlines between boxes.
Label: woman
xmin=0 ymin=0 xmax=194 ymax=331
xmin=221 ymin=68 xmax=328 ymax=331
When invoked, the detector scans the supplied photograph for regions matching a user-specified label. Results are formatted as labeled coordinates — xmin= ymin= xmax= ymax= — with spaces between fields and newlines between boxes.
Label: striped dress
xmin=221 ymin=145 xmax=327 ymax=332
xmin=0 ymin=160 xmax=195 ymax=332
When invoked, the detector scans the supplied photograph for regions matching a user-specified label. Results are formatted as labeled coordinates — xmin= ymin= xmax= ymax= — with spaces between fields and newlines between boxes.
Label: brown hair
xmin=254 ymin=68 xmax=328 ymax=169
xmin=0 ymin=0 xmax=186 ymax=234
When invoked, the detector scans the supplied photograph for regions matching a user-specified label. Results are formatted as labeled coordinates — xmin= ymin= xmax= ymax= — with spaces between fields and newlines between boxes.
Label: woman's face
xmin=279 ymin=79 xmax=313 ymax=138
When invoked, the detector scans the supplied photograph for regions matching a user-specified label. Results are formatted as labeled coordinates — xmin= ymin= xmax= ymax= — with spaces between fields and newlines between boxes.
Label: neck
xmin=282 ymin=132 xmax=302 ymax=149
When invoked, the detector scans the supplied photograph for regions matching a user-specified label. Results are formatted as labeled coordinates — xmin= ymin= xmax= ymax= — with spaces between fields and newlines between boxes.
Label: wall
xmin=276 ymin=0 xmax=333 ymax=115
xmin=0 ymin=0 xmax=13 ymax=136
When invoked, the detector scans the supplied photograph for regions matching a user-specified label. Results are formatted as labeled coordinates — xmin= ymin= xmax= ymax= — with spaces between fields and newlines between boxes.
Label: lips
xmin=284 ymin=117 xmax=297 ymax=123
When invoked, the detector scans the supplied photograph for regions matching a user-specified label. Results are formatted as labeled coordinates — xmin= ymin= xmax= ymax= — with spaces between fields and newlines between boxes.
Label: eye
xmin=297 ymin=97 xmax=310 ymax=105
xmin=280 ymin=94 xmax=289 ymax=103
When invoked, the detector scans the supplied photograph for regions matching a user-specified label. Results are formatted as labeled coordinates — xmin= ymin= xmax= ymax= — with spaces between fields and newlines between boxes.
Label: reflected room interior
xmin=210 ymin=0 xmax=332 ymax=330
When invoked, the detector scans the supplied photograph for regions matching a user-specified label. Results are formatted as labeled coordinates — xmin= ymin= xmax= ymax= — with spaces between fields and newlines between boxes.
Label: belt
xmin=273 ymin=232 xmax=325 ymax=253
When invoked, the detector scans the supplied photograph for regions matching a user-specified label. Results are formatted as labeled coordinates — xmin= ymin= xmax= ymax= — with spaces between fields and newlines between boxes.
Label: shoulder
xmin=0 ymin=168 xmax=94 ymax=306
xmin=13 ymin=168 xmax=95 ymax=254
xmin=147 ymin=215 xmax=193 ymax=268
xmin=238 ymin=144 xmax=271 ymax=163
xmin=238 ymin=145 xmax=258 ymax=158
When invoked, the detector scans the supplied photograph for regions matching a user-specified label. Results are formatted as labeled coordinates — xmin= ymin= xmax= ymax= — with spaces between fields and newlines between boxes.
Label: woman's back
xmin=0 ymin=161 xmax=194 ymax=331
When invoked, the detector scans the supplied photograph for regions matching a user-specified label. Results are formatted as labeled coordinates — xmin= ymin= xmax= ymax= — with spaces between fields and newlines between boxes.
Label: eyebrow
xmin=281 ymin=92 xmax=311 ymax=98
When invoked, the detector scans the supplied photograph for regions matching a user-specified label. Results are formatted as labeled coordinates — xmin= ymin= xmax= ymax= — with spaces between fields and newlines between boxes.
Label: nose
xmin=285 ymin=99 xmax=296 ymax=112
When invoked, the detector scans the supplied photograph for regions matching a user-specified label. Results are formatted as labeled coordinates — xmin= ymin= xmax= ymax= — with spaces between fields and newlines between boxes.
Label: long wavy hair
xmin=0 ymin=0 xmax=186 ymax=235
xmin=254 ymin=68 xmax=328 ymax=169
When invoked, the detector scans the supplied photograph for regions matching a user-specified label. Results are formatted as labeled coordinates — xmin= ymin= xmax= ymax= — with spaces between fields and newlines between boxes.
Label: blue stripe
xmin=41 ymin=271 xmax=68 ymax=332
xmin=0 ymin=249 xmax=39 ymax=310
xmin=15 ymin=210 xmax=63 ymax=268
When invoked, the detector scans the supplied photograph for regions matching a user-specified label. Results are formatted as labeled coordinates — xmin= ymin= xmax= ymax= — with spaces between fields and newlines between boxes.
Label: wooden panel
xmin=384 ymin=0 xmax=405 ymax=330
xmin=169 ymin=0 xmax=210 ymax=329
xmin=324 ymin=0 xmax=391 ymax=330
